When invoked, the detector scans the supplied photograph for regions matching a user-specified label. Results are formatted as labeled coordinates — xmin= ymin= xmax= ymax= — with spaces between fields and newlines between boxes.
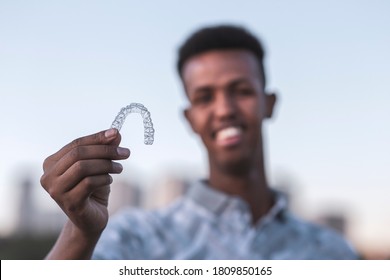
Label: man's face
xmin=182 ymin=50 xmax=276 ymax=173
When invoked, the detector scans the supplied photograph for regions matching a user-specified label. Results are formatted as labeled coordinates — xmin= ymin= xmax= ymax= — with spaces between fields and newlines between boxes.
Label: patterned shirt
xmin=93 ymin=180 xmax=358 ymax=259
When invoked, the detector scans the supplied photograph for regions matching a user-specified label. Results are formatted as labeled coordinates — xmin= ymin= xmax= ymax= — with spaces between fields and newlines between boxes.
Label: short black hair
xmin=177 ymin=24 xmax=266 ymax=88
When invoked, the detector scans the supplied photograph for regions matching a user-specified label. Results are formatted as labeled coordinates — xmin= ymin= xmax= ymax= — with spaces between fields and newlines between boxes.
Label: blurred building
xmin=108 ymin=179 xmax=142 ymax=214
xmin=145 ymin=175 xmax=191 ymax=209
xmin=15 ymin=176 xmax=66 ymax=237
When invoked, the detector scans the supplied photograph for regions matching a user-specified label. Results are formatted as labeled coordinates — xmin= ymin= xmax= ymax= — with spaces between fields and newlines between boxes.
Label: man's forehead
xmin=182 ymin=49 xmax=261 ymax=89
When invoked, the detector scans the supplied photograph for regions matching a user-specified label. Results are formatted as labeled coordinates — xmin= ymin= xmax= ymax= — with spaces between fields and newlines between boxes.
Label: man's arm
xmin=46 ymin=220 xmax=100 ymax=260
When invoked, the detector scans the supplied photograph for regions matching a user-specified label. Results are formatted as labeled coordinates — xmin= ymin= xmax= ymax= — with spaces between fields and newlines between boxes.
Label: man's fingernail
xmin=112 ymin=162 xmax=123 ymax=172
xmin=105 ymin=128 xmax=117 ymax=138
xmin=117 ymin=147 xmax=130 ymax=157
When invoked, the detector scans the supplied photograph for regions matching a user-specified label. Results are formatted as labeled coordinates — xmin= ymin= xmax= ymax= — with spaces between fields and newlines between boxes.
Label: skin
xmin=41 ymin=48 xmax=277 ymax=259
xmin=183 ymin=50 xmax=277 ymax=223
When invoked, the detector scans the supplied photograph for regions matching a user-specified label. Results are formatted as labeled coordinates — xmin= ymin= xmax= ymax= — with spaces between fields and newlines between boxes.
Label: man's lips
xmin=215 ymin=126 xmax=243 ymax=147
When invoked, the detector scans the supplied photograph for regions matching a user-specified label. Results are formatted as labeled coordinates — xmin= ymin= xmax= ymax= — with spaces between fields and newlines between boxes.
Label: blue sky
xmin=0 ymin=0 xmax=389 ymax=249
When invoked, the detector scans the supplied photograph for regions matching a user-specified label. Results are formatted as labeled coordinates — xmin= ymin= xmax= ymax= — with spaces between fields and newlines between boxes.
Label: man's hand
xmin=40 ymin=128 xmax=130 ymax=237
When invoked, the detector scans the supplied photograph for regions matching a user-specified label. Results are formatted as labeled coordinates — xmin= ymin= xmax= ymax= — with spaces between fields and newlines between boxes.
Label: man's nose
xmin=214 ymin=92 xmax=237 ymax=119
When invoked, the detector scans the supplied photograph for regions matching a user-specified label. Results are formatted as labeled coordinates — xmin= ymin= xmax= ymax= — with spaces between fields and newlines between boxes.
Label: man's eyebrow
xmin=228 ymin=78 xmax=251 ymax=87
xmin=190 ymin=85 xmax=214 ymax=95
xmin=188 ymin=78 xmax=252 ymax=96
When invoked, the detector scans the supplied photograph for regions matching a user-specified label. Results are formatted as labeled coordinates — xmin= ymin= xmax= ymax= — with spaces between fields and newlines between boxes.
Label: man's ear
xmin=183 ymin=107 xmax=199 ymax=134
xmin=264 ymin=92 xmax=277 ymax=119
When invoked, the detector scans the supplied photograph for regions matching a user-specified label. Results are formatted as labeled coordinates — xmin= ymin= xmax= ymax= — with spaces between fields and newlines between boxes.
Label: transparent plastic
xmin=111 ymin=103 xmax=154 ymax=145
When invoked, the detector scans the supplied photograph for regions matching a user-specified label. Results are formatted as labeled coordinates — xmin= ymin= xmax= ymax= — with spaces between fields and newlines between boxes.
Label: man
xmin=41 ymin=25 xmax=358 ymax=259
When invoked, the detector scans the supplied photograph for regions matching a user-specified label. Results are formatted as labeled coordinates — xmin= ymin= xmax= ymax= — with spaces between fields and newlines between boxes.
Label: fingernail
xmin=112 ymin=162 xmax=123 ymax=172
xmin=117 ymin=147 xmax=130 ymax=157
xmin=105 ymin=128 xmax=117 ymax=138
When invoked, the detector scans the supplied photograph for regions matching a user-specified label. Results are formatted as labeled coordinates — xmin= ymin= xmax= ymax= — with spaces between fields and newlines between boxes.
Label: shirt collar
xmin=186 ymin=179 xmax=233 ymax=215
xmin=186 ymin=179 xmax=288 ymax=222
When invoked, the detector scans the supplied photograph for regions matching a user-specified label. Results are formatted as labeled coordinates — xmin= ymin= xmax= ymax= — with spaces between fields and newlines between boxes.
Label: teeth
xmin=216 ymin=127 xmax=242 ymax=141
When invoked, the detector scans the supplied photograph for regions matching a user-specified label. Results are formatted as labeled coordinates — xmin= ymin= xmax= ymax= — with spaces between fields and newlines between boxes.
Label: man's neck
xmin=208 ymin=162 xmax=274 ymax=223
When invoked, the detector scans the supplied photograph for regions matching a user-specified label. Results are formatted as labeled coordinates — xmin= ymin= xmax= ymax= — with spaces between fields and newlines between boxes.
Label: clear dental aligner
xmin=111 ymin=103 xmax=154 ymax=145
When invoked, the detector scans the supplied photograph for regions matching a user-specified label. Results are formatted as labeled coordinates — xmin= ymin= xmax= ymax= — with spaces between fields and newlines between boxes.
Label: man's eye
xmin=194 ymin=94 xmax=212 ymax=104
xmin=235 ymin=88 xmax=253 ymax=96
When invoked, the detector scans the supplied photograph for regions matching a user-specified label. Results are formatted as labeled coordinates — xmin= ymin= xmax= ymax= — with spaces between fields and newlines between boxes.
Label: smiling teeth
xmin=216 ymin=127 xmax=242 ymax=141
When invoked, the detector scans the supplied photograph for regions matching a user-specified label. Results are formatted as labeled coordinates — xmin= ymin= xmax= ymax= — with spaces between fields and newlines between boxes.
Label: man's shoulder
xmin=280 ymin=211 xmax=359 ymax=259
